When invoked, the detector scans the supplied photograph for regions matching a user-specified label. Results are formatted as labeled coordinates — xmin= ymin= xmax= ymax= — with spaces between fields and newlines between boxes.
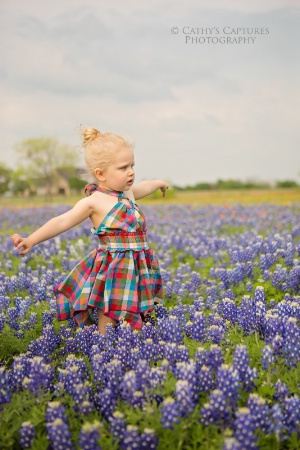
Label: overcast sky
xmin=1 ymin=0 xmax=299 ymax=186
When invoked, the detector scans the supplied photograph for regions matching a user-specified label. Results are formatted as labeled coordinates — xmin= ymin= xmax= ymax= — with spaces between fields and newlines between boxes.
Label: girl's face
xmin=96 ymin=146 xmax=135 ymax=191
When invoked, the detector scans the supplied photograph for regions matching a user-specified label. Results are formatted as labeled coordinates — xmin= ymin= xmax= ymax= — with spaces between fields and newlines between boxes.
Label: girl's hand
xmin=11 ymin=234 xmax=33 ymax=255
xmin=159 ymin=181 xmax=169 ymax=197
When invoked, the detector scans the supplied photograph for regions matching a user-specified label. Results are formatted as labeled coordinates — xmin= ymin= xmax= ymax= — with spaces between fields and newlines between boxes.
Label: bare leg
xmin=97 ymin=308 xmax=117 ymax=335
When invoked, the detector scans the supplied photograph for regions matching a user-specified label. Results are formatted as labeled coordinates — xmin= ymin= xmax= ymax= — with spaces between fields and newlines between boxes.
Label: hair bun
xmin=82 ymin=127 xmax=101 ymax=146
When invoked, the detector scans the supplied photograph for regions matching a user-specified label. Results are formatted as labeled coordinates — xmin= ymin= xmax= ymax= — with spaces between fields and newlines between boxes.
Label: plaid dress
xmin=54 ymin=183 xmax=164 ymax=330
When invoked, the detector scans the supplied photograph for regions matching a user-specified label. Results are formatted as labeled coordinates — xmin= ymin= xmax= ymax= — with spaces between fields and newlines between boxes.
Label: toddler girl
xmin=11 ymin=127 xmax=168 ymax=334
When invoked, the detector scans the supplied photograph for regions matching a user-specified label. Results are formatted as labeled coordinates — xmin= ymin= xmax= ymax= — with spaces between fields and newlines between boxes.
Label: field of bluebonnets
xmin=0 ymin=198 xmax=300 ymax=449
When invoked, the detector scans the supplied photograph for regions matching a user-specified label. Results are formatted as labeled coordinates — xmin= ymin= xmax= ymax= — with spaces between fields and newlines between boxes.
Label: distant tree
xmin=0 ymin=163 xmax=13 ymax=195
xmin=68 ymin=176 xmax=87 ymax=193
xmin=276 ymin=180 xmax=298 ymax=188
xmin=15 ymin=137 xmax=79 ymax=199
xmin=10 ymin=168 xmax=31 ymax=195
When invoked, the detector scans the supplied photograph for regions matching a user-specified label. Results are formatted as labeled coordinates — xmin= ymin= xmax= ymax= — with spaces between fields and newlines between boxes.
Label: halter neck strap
xmin=85 ymin=183 xmax=127 ymax=198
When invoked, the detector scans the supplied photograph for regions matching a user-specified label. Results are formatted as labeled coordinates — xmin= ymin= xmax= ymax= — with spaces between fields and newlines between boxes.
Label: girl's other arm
xmin=132 ymin=180 xmax=169 ymax=200
xmin=11 ymin=197 xmax=93 ymax=255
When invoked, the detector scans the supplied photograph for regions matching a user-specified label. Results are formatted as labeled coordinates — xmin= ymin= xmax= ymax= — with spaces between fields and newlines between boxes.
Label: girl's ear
xmin=94 ymin=168 xmax=105 ymax=181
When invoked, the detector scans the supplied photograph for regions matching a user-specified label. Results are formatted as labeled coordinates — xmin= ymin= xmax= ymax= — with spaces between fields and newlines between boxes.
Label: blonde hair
xmin=81 ymin=126 xmax=134 ymax=180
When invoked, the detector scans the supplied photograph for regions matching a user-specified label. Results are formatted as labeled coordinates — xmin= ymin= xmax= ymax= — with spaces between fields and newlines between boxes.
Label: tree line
xmin=0 ymin=137 xmax=298 ymax=197
xmin=173 ymin=179 xmax=299 ymax=191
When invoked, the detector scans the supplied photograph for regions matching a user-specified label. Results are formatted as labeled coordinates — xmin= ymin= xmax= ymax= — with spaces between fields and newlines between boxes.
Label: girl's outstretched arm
xmin=132 ymin=180 xmax=169 ymax=200
xmin=11 ymin=197 xmax=93 ymax=255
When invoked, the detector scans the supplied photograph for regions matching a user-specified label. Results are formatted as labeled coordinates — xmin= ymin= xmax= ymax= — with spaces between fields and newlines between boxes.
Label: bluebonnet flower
xmin=184 ymin=320 xmax=193 ymax=337
xmin=42 ymin=311 xmax=53 ymax=328
xmin=261 ymin=345 xmax=274 ymax=369
xmin=268 ymin=403 xmax=284 ymax=440
xmin=141 ymin=321 xmax=157 ymax=341
xmin=72 ymin=382 xmax=93 ymax=412
xmin=140 ymin=428 xmax=159 ymax=449
xmin=264 ymin=312 xmax=284 ymax=342
xmin=246 ymin=394 xmax=270 ymax=433
xmin=160 ymin=397 xmax=180 ymax=429
xmin=128 ymin=347 xmax=141 ymax=370
xmin=105 ymin=359 xmax=124 ymax=393
xmin=176 ymin=344 xmax=190 ymax=363
xmin=149 ymin=367 xmax=166 ymax=390
xmin=254 ymin=286 xmax=266 ymax=304
xmin=200 ymin=389 xmax=230 ymax=427
xmin=46 ymin=401 xmax=68 ymax=422
xmin=140 ymin=338 xmax=159 ymax=363
xmin=207 ymin=324 xmax=225 ymax=344
xmin=27 ymin=312 xmax=38 ymax=329
xmin=190 ymin=271 xmax=201 ymax=292
xmin=273 ymin=379 xmax=289 ymax=403
xmin=282 ymin=395 xmax=300 ymax=436
xmin=197 ymin=365 xmax=215 ymax=393
xmin=108 ymin=411 xmax=127 ymax=442
xmin=163 ymin=342 xmax=179 ymax=366
xmin=246 ymin=282 xmax=253 ymax=292
xmin=191 ymin=311 xmax=207 ymax=342
xmin=23 ymin=356 xmax=54 ymax=395
xmin=63 ymin=337 xmax=77 ymax=354
xmin=155 ymin=304 xmax=169 ymax=319
xmin=206 ymin=344 xmax=224 ymax=371
xmin=158 ymin=315 xmax=183 ymax=344
xmin=18 ymin=421 xmax=36 ymax=449
xmin=233 ymin=407 xmax=258 ymax=450
xmin=284 ymin=241 xmax=295 ymax=267
xmin=46 ymin=418 xmax=73 ymax=450
xmin=237 ymin=296 xmax=257 ymax=335
xmin=216 ymin=364 xmax=240 ymax=408
xmin=194 ymin=346 xmax=207 ymax=369
xmin=10 ymin=356 xmax=30 ymax=392
xmin=283 ymin=317 xmax=300 ymax=367
xmin=94 ymin=387 xmax=117 ymax=420
xmin=78 ymin=421 xmax=102 ymax=450
xmin=121 ymin=425 xmax=141 ymax=450
xmin=232 ymin=345 xmax=249 ymax=376
xmin=7 ymin=307 xmax=19 ymax=330
xmin=0 ymin=367 xmax=12 ymax=410
xmin=165 ymin=281 xmax=173 ymax=298
xmin=175 ymin=380 xmax=195 ymax=417
xmin=120 ymin=371 xmax=138 ymax=405
xmin=74 ymin=327 xmax=93 ymax=356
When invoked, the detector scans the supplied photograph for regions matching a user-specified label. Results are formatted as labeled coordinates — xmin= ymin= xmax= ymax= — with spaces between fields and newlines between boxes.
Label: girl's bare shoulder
xmin=86 ymin=191 xmax=116 ymax=211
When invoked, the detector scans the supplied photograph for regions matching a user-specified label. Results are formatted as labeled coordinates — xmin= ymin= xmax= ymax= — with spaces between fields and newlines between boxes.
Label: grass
xmin=1 ymin=188 xmax=300 ymax=209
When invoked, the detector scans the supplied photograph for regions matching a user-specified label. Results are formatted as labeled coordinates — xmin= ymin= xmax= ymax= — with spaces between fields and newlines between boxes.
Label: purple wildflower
xmin=108 ymin=411 xmax=127 ymax=442
xmin=140 ymin=428 xmax=159 ymax=449
xmin=121 ymin=425 xmax=141 ymax=450
xmin=233 ymin=407 xmax=258 ymax=450
xmin=261 ymin=344 xmax=274 ymax=370
xmin=160 ymin=397 xmax=180 ymax=429
xmin=18 ymin=421 xmax=36 ymax=449
xmin=216 ymin=364 xmax=240 ymax=408
xmin=46 ymin=418 xmax=73 ymax=450
xmin=78 ymin=421 xmax=102 ymax=450
xmin=199 ymin=389 xmax=231 ymax=427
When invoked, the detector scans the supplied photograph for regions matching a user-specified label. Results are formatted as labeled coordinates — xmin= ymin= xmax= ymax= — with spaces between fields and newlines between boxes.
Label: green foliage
xmin=173 ymin=179 xmax=273 ymax=191
xmin=68 ymin=176 xmax=88 ymax=192
xmin=275 ymin=180 xmax=299 ymax=188
xmin=0 ymin=163 xmax=13 ymax=195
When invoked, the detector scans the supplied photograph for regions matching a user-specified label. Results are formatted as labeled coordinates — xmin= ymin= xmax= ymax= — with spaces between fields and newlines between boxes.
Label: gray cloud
xmin=0 ymin=0 xmax=299 ymax=185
